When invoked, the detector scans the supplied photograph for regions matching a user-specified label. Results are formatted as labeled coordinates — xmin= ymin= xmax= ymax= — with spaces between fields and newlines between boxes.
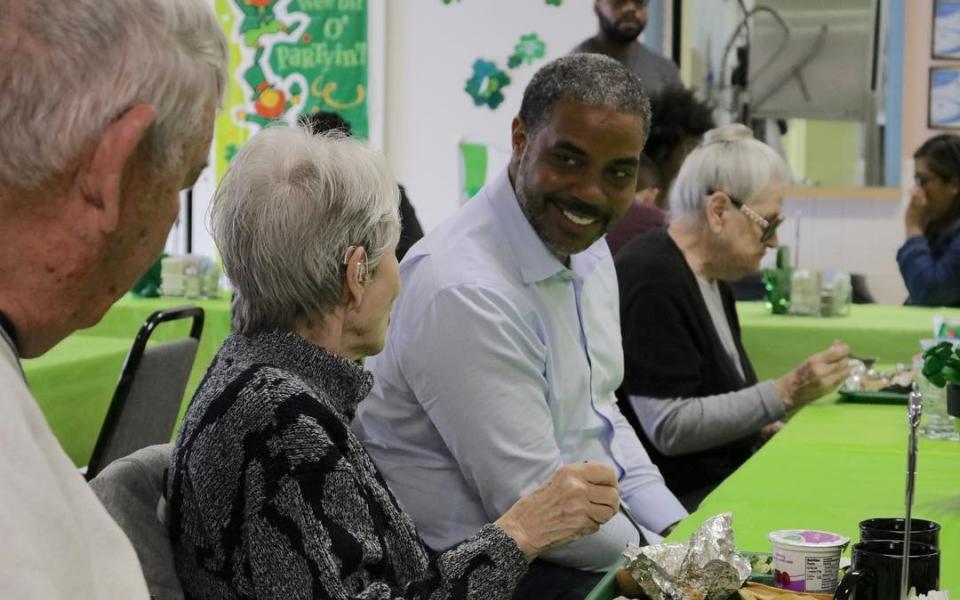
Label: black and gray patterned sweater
xmin=166 ymin=332 xmax=527 ymax=600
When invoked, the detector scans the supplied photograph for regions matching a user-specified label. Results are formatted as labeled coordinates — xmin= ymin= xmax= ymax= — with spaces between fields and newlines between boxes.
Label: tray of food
xmin=837 ymin=360 xmax=912 ymax=404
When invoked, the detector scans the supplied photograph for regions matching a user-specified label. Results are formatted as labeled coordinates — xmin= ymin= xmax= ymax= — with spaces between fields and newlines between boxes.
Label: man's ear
xmin=342 ymin=246 xmax=368 ymax=310
xmin=79 ymin=104 xmax=157 ymax=234
xmin=593 ymin=0 xmax=602 ymax=18
xmin=511 ymin=116 xmax=529 ymax=163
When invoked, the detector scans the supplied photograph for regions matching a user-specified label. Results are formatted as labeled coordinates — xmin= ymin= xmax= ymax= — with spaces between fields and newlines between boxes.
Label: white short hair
xmin=212 ymin=126 xmax=401 ymax=334
xmin=669 ymin=124 xmax=791 ymax=216
xmin=0 ymin=0 xmax=228 ymax=189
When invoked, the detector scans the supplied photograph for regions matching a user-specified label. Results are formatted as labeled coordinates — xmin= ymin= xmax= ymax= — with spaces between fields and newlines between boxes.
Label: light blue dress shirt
xmin=354 ymin=168 xmax=687 ymax=571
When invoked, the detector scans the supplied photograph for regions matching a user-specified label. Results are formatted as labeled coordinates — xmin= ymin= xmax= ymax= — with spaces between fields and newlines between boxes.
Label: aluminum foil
xmin=621 ymin=513 xmax=751 ymax=600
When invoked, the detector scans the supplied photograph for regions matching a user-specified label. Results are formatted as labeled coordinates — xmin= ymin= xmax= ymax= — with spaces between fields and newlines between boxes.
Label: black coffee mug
xmin=833 ymin=541 xmax=939 ymax=600
xmin=859 ymin=518 xmax=941 ymax=548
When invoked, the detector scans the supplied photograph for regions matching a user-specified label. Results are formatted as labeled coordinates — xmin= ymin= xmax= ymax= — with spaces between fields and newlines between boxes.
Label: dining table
xmin=737 ymin=301 xmax=958 ymax=380
xmin=585 ymin=391 xmax=960 ymax=598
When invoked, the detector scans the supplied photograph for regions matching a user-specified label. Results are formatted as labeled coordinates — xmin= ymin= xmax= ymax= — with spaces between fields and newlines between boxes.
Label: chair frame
xmin=85 ymin=305 xmax=204 ymax=481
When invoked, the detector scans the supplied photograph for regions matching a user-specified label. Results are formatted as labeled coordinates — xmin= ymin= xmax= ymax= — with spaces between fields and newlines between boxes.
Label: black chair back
xmin=85 ymin=306 xmax=203 ymax=480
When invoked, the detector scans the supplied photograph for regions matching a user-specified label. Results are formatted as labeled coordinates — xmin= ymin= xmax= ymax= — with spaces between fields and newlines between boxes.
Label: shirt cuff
xmin=625 ymin=483 xmax=688 ymax=535
xmin=757 ymin=380 xmax=786 ymax=421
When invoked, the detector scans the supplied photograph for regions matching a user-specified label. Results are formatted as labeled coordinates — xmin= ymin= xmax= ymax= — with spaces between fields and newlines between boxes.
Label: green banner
xmin=214 ymin=0 xmax=369 ymax=179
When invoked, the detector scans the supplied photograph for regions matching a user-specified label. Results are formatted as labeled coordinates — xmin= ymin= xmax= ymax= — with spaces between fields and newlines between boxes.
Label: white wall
xmin=382 ymin=0 xmax=596 ymax=230
xmin=771 ymin=190 xmax=908 ymax=305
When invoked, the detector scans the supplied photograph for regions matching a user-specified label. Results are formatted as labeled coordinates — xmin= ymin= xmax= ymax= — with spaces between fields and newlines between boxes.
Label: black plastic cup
xmin=834 ymin=541 xmax=939 ymax=600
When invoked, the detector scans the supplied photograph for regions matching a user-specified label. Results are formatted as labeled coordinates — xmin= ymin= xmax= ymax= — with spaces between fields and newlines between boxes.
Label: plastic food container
xmin=768 ymin=529 xmax=850 ymax=593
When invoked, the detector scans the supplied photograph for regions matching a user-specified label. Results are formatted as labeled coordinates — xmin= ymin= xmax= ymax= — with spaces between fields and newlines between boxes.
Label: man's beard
xmin=515 ymin=168 xmax=573 ymax=261
xmin=598 ymin=11 xmax=644 ymax=44
xmin=515 ymin=156 xmax=614 ymax=260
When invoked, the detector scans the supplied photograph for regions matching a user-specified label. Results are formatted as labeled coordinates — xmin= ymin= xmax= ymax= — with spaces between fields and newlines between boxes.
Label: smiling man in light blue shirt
xmin=354 ymin=54 xmax=687 ymax=597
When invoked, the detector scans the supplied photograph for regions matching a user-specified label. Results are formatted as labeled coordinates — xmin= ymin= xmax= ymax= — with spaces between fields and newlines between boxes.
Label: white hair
xmin=0 ymin=0 xmax=228 ymax=189
xmin=669 ymin=124 xmax=791 ymax=217
xmin=212 ymin=126 xmax=401 ymax=335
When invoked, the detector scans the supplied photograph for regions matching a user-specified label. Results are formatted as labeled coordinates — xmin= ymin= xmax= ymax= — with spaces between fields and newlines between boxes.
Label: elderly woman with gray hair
xmin=614 ymin=124 xmax=850 ymax=510
xmin=166 ymin=126 xmax=621 ymax=600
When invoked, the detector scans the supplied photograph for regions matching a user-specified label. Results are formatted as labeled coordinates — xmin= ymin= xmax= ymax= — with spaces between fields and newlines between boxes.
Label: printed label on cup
xmin=769 ymin=530 xmax=849 ymax=593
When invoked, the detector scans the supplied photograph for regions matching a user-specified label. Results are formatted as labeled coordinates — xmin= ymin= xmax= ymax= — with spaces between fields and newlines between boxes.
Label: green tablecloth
xmin=22 ymin=336 xmax=132 ymax=466
xmin=587 ymin=397 xmax=959 ymax=599
xmin=667 ymin=397 xmax=959 ymax=593
xmin=738 ymin=302 xmax=960 ymax=380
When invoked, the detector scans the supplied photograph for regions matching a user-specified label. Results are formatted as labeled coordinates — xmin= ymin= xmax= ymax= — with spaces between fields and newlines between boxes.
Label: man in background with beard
xmin=572 ymin=0 xmax=682 ymax=96
xmin=354 ymin=54 xmax=686 ymax=600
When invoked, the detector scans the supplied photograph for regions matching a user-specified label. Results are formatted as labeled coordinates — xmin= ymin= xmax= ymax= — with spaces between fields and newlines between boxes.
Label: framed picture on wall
xmin=929 ymin=67 xmax=960 ymax=129
xmin=933 ymin=0 xmax=960 ymax=59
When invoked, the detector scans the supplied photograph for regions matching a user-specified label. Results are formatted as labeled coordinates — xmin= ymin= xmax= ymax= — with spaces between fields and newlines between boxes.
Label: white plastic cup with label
xmin=769 ymin=530 xmax=850 ymax=593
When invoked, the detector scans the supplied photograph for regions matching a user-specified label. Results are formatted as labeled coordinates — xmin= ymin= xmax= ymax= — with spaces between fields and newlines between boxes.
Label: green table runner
xmin=737 ymin=302 xmax=960 ymax=380
xmin=22 ymin=336 xmax=131 ymax=466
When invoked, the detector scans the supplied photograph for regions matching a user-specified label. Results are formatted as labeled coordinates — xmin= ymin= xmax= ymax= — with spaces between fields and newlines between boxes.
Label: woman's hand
xmin=495 ymin=463 xmax=619 ymax=562
xmin=759 ymin=420 xmax=785 ymax=442
xmin=905 ymin=186 xmax=929 ymax=237
xmin=775 ymin=341 xmax=850 ymax=410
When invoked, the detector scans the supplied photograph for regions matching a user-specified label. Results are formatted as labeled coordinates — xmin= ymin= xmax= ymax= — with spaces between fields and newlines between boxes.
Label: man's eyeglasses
xmin=711 ymin=190 xmax=784 ymax=243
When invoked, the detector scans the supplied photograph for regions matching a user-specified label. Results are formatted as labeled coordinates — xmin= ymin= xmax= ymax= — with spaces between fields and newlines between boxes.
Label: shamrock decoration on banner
xmin=465 ymin=59 xmax=511 ymax=109
xmin=507 ymin=33 xmax=547 ymax=68
xmin=545 ymin=0 xmax=563 ymax=5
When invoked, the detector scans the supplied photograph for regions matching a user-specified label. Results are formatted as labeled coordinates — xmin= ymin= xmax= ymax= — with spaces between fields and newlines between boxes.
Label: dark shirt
xmin=570 ymin=37 xmax=682 ymax=96
xmin=606 ymin=203 xmax=668 ymax=256
xmin=896 ymin=220 xmax=960 ymax=307
xmin=167 ymin=331 xmax=526 ymax=600
xmin=614 ymin=230 xmax=760 ymax=502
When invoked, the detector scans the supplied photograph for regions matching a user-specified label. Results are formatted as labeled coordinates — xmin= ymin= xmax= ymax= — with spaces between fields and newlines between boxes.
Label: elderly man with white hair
xmin=0 ymin=0 xmax=226 ymax=596
xmin=614 ymin=124 xmax=851 ymax=510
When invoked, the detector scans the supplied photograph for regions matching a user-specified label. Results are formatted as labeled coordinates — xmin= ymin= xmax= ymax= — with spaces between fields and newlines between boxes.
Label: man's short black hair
xmin=518 ymin=54 xmax=650 ymax=142
xmin=643 ymin=85 xmax=715 ymax=168
xmin=299 ymin=110 xmax=353 ymax=136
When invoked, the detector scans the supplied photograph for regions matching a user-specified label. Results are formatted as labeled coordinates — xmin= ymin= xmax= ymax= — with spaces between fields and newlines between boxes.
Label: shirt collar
xmin=487 ymin=167 xmax=609 ymax=284
xmin=222 ymin=331 xmax=373 ymax=421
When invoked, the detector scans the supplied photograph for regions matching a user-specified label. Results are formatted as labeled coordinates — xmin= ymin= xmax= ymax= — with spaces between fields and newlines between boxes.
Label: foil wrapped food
xmin=620 ymin=513 xmax=751 ymax=600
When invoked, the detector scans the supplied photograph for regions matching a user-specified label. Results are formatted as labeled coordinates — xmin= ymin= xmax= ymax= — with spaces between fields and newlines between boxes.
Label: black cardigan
xmin=614 ymin=230 xmax=760 ymax=506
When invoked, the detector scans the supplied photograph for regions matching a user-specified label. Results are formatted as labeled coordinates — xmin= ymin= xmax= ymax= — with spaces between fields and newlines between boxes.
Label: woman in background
xmin=898 ymin=134 xmax=960 ymax=307
xmin=614 ymin=125 xmax=850 ymax=510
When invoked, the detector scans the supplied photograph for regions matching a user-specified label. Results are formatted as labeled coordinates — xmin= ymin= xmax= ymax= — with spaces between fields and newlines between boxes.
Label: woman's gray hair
xmin=0 ymin=0 xmax=228 ymax=189
xmin=669 ymin=124 xmax=791 ymax=217
xmin=213 ymin=126 xmax=401 ymax=335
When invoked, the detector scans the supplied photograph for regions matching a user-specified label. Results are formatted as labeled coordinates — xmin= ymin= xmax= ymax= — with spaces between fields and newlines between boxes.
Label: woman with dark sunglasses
xmin=613 ymin=125 xmax=850 ymax=510
xmin=898 ymin=134 xmax=960 ymax=307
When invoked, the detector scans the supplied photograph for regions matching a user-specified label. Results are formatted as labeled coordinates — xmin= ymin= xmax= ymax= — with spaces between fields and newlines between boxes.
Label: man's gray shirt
xmin=571 ymin=37 xmax=682 ymax=96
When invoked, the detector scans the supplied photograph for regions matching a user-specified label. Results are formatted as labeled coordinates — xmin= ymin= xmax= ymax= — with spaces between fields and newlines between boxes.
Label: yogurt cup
xmin=769 ymin=529 xmax=850 ymax=593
